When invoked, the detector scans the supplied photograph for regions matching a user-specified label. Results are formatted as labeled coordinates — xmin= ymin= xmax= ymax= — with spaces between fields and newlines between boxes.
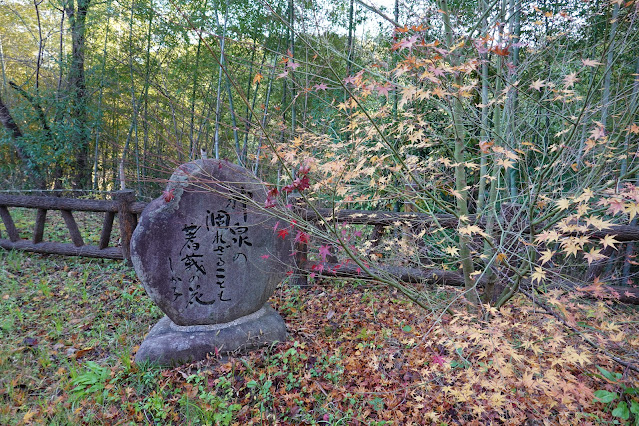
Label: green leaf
xmin=630 ymin=400 xmax=639 ymax=415
xmin=612 ymin=401 xmax=629 ymax=420
xmin=594 ymin=390 xmax=618 ymax=403
xmin=596 ymin=366 xmax=621 ymax=383
xmin=402 ymin=325 xmax=412 ymax=332
xmin=625 ymin=387 xmax=639 ymax=396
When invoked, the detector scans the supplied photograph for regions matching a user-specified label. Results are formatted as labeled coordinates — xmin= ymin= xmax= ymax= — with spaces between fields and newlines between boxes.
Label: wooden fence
xmin=0 ymin=191 xmax=467 ymax=288
xmin=0 ymin=190 xmax=147 ymax=263
xmin=2 ymin=192 xmax=639 ymax=303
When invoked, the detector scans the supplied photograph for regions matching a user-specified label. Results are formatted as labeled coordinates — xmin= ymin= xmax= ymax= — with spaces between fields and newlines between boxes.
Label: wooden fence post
xmin=0 ymin=206 xmax=19 ymax=242
xmin=290 ymin=194 xmax=309 ymax=288
xmin=113 ymin=190 xmax=136 ymax=265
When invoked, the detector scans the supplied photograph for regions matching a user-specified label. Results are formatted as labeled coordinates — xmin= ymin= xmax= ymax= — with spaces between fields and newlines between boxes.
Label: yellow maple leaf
xmin=625 ymin=202 xmax=639 ymax=221
xmin=535 ymin=230 xmax=561 ymax=243
xmin=584 ymin=216 xmax=613 ymax=230
xmin=575 ymin=188 xmax=594 ymax=203
xmin=584 ymin=138 xmax=597 ymax=154
xmin=444 ymin=246 xmax=459 ymax=256
xmin=577 ymin=203 xmax=590 ymax=216
xmin=532 ymin=266 xmax=546 ymax=284
xmin=459 ymin=224 xmax=484 ymax=236
xmin=584 ymin=247 xmax=606 ymax=265
xmin=401 ymin=85 xmax=417 ymax=100
xmin=563 ymin=72 xmax=578 ymax=87
xmin=610 ymin=331 xmax=626 ymax=343
xmin=561 ymin=238 xmax=582 ymax=257
xmin=432 ymin=86 xmax=447 ymax=98
xmin=539 ymin=250 xmax=554 ymax=265
xmin=522 ymin=141 xmax=542 ymax=153
xmin=437 ymin=157 xmax=452 ymax=168
xmin=556 ymin=198 xmax=571 ymax=211
xmin=489 ymin=392 xmax=506 ymax=407
xmin=574 ymin=235 xmax=591 ymax=246
xmin=23 ymin=410 xmax=37 ymax=423
xmin=520 ymin=372 xmax=537 ymax=390
xmin=471 ymin=403 xmax=486 ymax=416
xmin=449 ymin=189 xmax=464 ymax=200
xmin=496 ymin=158 xmax=515 ymax=170
xmin=463 ymin=161 xmax=479 ymax=170
xmin=529 ymin=79 xmax=545 ymax=91
xmin=504 ymin=150 xmax=520 ymax=160
xmin=573 ymin=349 xmax=591 ymax=367
xmin=601 ymin=234 xmax=619 ymax=250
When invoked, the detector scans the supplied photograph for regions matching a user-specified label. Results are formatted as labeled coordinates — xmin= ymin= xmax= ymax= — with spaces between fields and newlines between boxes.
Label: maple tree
xmin=241 ymin=0 xmax=639 ymax=381
xmin=261 ymin=2 xmax=635 ymax=296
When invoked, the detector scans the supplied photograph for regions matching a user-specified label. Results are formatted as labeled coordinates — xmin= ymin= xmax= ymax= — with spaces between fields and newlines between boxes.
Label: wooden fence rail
xmin=294 ymin=204 xmax=639 ymax=304
xmin=0 ymin=190 xmax=147 ymax=262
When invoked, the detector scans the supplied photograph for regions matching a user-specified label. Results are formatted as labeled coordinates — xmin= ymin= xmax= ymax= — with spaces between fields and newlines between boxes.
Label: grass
xmin=1 ymin=208 xmax=638 ymax=424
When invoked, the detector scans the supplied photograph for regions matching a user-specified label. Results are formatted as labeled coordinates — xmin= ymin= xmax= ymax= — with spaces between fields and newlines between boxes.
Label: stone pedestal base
xmin=135 ymin=305 xmax=287 ymax=366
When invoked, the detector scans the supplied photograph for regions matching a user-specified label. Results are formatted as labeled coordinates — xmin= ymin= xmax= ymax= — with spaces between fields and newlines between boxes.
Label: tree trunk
xmin=438 ymin=0 xmax=479 ymax=308
xmin=65 ymin=0 xmax=92 ymax=190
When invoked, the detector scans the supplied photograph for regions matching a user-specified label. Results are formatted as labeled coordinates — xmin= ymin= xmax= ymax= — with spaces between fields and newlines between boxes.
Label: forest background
xmin=2 ymin=0 xmax=639 ymax=422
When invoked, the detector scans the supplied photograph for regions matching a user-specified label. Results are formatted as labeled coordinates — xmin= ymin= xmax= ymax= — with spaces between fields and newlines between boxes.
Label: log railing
xmin=291 ymin=204 xmax=639 ymax=304
xmin=291 ymin=206 xmax=468 ymax=288
xmin=0 ymin=190 xmax=148 ymax=263
xmin=2 ymin=193 xmax=638 ymax=302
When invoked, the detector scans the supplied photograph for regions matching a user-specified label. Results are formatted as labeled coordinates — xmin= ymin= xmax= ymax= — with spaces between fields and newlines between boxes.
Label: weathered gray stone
xmin=135 ymin=304 xmax=287 ymax=366
xmin=131 ymin=159 xmax=291 ymax=326
xmin=131 ymin=159 xmax=291 ymax=365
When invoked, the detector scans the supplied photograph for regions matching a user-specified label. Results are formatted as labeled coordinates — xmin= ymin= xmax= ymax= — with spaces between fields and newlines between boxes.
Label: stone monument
xmin=132 ymin=159 xmax=290 ymax=365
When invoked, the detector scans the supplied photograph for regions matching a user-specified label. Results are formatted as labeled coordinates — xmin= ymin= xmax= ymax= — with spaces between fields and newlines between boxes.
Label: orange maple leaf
xmin=491 ymin=45 xmax=510 ymax=56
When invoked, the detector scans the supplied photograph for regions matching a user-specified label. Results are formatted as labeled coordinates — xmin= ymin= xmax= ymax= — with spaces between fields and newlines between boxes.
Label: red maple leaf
xmin=343 ymin=75 xmax=357 ymax=85
xmin=376 ymin=83 xmax=393 ymax=96
xmin=264 ymin=197 xmax=276 ymax=208
xmin=299 ymin=164 xmax=311 ymax=175
xmin=432 ymin=354 xmax=446 ymax=366
xmin=319 ymin=245 xmax=331 ymax=262
xmin=294 ymin=175 xmax=310 ymax=191
xmin=295 ymin=230 xmax=310 ymax=244
xmin=163 ymin=189 xmax=175 ymax=202
xmin=277 ymin=228 xmax=289 ymax=239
